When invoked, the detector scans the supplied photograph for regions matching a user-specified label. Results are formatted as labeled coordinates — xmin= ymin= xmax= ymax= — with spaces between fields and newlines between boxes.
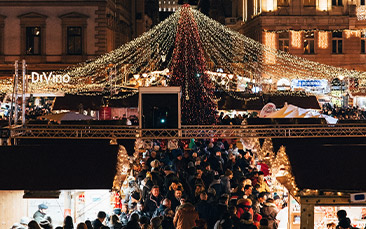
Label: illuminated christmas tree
xmin=169 ymin=5 xmax=217 ymax=124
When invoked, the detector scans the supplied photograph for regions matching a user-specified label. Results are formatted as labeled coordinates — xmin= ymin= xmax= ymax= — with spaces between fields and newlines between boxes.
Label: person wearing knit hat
xmin=33 ymin=204 xmax=49 ymax=224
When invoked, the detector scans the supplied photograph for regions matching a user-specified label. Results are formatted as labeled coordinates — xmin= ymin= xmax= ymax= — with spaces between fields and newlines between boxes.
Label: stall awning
xmin=273 ymin=138 xmax=366 ymax=192
xmin=217 ymin=92 xmax=320 ymax=111
xmin=52 ymin=93 xmax=139 ymax=111
xmin=0 ymin=144 xmax=118 ymax=190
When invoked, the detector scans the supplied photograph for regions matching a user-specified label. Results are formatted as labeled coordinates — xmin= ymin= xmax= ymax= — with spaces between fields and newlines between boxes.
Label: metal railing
xmin=9 ymin=123 xmax=366 ymax=139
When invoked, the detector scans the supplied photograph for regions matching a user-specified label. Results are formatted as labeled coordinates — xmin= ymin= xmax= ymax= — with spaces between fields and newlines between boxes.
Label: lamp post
xmin=338 ymin=75 xmax=347 ymax=107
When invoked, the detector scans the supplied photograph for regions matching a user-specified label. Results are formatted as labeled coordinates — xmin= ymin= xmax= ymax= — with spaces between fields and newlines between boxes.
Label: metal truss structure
xmin=10 ymin=123 xmax=366 ymax=140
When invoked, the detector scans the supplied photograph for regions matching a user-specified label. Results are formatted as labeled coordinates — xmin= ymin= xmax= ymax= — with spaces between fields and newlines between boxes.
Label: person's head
xmin=244 ymin=185 xmax=253 ymax=195
xmin=121 ymin=203 xmax=128 ymax=213
xmin=130 ymin=213 xmax=139 ymax=222
xmin=76 ymin=223 xmax=87 ymax=229
xmin=28 ymin=220 xmax=42 ymax=229
xmin=200 ymin=192 xmax=208 ymax=201
xmin=244 ymin=151 xmax=251 ymax=160
xmin=84 ymin=220 xmax=92 ymax=229
xmin=97 ymin=211 xmax=107 ymax=222
xmin=38 ymin=204 xmax=48 ymax=214
xmin=64 ymin=216 xmax=73 ymax=227
xmin=20 ymin=217 xmax=30 ymax=226
xmin=174 ymin=189 xmax=183 ymax=200
xmin=337 ymin=210 xmax=347 ymax=219
xmin=111 ymin=214 xmax=120 ymax=225
xmin=151 ymin=185 xmax=160 ymax=197
xmin=150 ymin=216 xmax=163 ymax=229
xmin=257 ymin=192 xmax=267 ymax=203
xmin=162 ymin=198 xmax=171 ymax=208
xmin=180 ymin=197 xmax=186 ymax=205
xmin=137 ymin=201 xmax=145 ymax=211
xmin=338 ymin=217 xmax=351 ymax=229
xmin=228 ymin=205 xmax=237 ymax=215
xmin=113 ymin=208 xmax=121 ymax=216
xmin=163 ymin=209 xmax=175 ymax=218
xmin=225 ymin=169 xmax=233 ymax=179
xmin=150 ymin=151 xmax=157 ymax=158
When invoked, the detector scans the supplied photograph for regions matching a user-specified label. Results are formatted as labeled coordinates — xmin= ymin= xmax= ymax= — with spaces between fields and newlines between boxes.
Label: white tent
xmin=263 ymin=103 xmax=338 ymax=124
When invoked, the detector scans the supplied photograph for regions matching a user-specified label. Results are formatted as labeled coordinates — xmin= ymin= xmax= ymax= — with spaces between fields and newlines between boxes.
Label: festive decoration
xmin=271 ymin=145 xmax=299 ymax=195
xmin=258 ymin=138 xmax=275 ymax=163
xmin=318 ymin=31 xmax=328 ymax=49
xmin=1 ymin=5 xmax=366 ymax=100
xmin=357 ymin=6 xmax=366 ymax=21
xmin=169 ymin=5 xmax=217 ymax=124
xmin=112 ymin=145 xmax=130 ymax=191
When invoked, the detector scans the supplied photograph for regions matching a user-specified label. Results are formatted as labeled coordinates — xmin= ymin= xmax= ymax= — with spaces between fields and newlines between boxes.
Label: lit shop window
xmin=279 ymin=32 xmax=289 ymax=52
xmin=26 ymin=27 xmax=41 ymax=55
xmin=303 ymin=31 xmax=315 ymax=54
xmin=332 ymin=31 xmax=343 ymax=54
xmin=361 ymin=32 xmax=366 ymax=54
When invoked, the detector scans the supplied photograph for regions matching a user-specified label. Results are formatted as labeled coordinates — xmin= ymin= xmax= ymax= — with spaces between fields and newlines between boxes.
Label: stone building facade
xmin=229 ymin=0 xmax=366 ymax=72
xmin=0 ymin=0 xmax=153 ymax=77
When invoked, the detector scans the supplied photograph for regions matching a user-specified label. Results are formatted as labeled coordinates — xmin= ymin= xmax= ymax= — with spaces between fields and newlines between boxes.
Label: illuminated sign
xmin=31 ymin=72 xmax=70 ymax=84
xmin=291 ymin=79 xmax=327 ymax=88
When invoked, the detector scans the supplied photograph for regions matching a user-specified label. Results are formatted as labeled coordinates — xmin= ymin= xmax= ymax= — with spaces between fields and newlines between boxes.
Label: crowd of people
xmin=11 ymin=138 xmax=360 ymax=229
xmin=322 ymin=103 xmax=366 ymax=120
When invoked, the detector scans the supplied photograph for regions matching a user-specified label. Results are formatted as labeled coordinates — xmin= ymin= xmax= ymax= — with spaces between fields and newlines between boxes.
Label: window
xmin=362 ymin=0 xmax=365 ymax=5
xmin=279 ymin=32 xmax=289 ymax=52
xmin=304 ymin=0 xmax=316 ymax=6
xmin=361 ymin=32 xmax=366 ymax=54
xmin=332 ymin=0 xmax=342 ymax=6
xmin=278 ymin=0 xmax=289 ymax=7
xmin=67 ymin=27 xmax=82 ymax=55
xmin=332 ymin=31 xmax=343 ymax=54
xmin=26 ymin=27 xmax=41 ymax=55
xmin=303 ymin=31 xmax=315 ymax=54
xmin=18 ymin=12 xmax=47 ymax=57
xmin=59 ymin=12 xmax=88 ymax=61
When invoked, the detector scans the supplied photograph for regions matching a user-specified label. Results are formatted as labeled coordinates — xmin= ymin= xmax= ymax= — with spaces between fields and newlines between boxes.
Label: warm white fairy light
xmin=345 ymin=30 xmax=361 ymax=39
xmin=357 ymin=6 xmax=366 ymax=21
xmin=291 ymin=31 xmax=302 ymax=48
xmin=264 ymin=32 xmax=276 ymax=64
xmin=318 ymin=31 xmax=328 ymax=49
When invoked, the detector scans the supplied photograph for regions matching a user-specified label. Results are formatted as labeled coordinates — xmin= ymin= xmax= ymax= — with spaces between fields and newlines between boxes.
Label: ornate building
xmin=229 ymin=0 xmax=366 ymax=72
xmin=0 ymin=0 xmax=154 ymax=77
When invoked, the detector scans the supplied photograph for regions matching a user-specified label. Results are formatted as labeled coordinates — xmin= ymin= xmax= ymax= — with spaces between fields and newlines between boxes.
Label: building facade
xmin=229 ymin=0 xmax=366 ymax=72
xmin=0 ymin=0 xmax=153 ymax=78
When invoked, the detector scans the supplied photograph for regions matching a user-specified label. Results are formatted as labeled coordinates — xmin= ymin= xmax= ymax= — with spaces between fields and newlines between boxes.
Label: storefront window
xmin=314 ymin=206 xmax=366 ymax=229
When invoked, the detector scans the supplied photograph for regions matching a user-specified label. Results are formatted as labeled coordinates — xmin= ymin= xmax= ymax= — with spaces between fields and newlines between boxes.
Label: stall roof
xmin=217 ymin=92 xmax=320 ymax=111
xmin=0 ymin=144 xmax=118 ymax=190
xmin=53 ymin=91 xmax=320 ymax=111
xmin=273 ymin=138 xmax=366 ymax=192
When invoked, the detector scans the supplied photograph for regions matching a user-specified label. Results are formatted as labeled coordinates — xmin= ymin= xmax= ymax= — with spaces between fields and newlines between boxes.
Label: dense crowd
xmin=322 ymin=104 xmax=366 ymax=120
xmin=12 ymin=138 xmax=359 ymax=229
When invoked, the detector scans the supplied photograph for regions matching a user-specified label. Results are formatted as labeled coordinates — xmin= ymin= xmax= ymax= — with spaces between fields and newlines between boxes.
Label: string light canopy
xmin=1 ymin=5 xmax=365 ymax=96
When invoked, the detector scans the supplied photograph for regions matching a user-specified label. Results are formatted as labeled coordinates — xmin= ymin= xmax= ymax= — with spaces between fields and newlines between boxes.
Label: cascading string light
xmin=0 ymin=6 xmax=365 ymax=100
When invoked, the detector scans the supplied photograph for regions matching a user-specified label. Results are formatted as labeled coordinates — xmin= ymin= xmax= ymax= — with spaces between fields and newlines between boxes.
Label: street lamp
xmin=338 ymin=75 xmax=347 ymax=107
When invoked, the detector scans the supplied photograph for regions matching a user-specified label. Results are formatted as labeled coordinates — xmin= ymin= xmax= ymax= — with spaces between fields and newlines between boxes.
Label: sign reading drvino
xmin=31 ymin=72 xmax=71 ymax=84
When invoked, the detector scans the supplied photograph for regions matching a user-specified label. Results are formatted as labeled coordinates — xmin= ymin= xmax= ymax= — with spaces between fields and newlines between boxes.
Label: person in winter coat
xmin=173 ymin=202 xmax=199 ymax=229
xmin=236 ymin=198 xmax=254 ymax=219
xmin=195 ymin=192 xmax=211 ymax=222
xmin=109 ymin=215 xmax=123 ymax=229
xmin=221 ymin=169 xmax=233 ymax=194
xmin=260 ymin=198 xmax=279 ymax=229
xmin=144 ymin=185 xmax=164 ymax=217
xmin=240 ymin=212 xmax=258 ymax=229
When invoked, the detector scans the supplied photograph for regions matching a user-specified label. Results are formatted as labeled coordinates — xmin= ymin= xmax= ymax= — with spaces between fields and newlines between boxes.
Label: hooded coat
xmin=173 ymin=203 xmax=199 ymax=229
xmin=261 ymin=202 xmax=279 ymax=229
